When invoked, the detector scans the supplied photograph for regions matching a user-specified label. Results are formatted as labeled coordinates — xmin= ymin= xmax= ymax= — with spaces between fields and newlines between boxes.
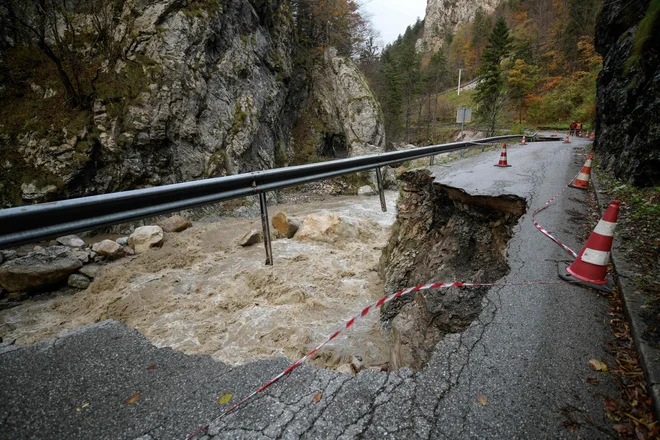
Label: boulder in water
xmin=295 ymin=214 xmax=359 ymax=244
xmin=240 ymin=228 xmax=263 ymax=247
xmin=272 ymin=212 xmax=299 ymax=239
xmin=0 ymin=246 xmax=82 ymax=292
xmin=92 ymin=240 xmax=125 ymax=260
xmin=158 ymin=215 xmax=192 ymax=233
xmin=68 ymin=274 xmax=91 ymax=289
xmin=129 ymin=226 xmax=164 ymax=254
xmin=358 ymin=185 xmax=376 ymax=196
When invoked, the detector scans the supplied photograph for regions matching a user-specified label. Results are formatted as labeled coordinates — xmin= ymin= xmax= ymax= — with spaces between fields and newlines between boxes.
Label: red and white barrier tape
xmin=187 ymin=279 xmax=571 ymax=439
xmin=531 ymin=174 xmax=580 ymax=258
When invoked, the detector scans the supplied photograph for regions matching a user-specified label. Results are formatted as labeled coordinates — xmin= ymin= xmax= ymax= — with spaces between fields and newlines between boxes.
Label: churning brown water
xmin=0 ymin=192 xmax=399 ymax=370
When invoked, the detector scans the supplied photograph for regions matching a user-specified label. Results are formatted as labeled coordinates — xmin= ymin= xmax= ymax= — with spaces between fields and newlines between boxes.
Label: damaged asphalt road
xmin=0 ymin=137 xmax=619 ymax=439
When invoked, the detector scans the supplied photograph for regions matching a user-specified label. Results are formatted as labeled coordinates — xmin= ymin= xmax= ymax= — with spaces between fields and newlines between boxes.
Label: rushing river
xmin=0 ymin=191 xmax=399 ymax=371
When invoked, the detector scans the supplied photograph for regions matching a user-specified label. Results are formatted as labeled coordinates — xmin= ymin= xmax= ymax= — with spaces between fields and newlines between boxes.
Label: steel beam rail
xmin=0 ymin=135 xmax=522 ymax=250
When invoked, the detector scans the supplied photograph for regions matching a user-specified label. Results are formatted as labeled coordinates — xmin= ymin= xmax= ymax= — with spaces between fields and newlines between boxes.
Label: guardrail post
xmin=429 ymin=155 xmax=435 ymax=166
xmin=259 ymin=192 xmax=274 ymax=265
xmin=460 ymin=149 xmax=465 ymax=158
xmin=375 ymin=167 xmax=387 ymax=213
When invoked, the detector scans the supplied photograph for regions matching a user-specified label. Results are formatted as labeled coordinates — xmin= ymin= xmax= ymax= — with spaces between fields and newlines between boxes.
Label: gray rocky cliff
xmin=422 ymin=0 xmax=502 ymax=53
xmin=304 ymin=47 xmax=385 ymax=159
xmin=595 ymin=0 xmax=660 ymax=186
xmin=0 ymin=1 xmax=384 ymax=206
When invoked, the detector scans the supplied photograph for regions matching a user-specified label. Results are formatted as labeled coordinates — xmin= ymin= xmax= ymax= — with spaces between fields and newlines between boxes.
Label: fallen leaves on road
xmin=476 ymin=395 xmax=488 ymax=406
xmin=586 ymin=377 xmax=601 ymax=385
xmin=312 ymin=392 xmax=322 ymax=404
xmin=602 ymin=284 xmax=659 ymax=439
xmin=124 ymin=392 xmax=142 ymax=405
xmin=605 ymin=399 xmax=618 ymax=412
xmin=589 ymin=359 xmax=609 ymax=372
xmin=217 ymin=393 xmax=232 ymax=405
xmin=146 ymin=365 xmax=157 ymax=371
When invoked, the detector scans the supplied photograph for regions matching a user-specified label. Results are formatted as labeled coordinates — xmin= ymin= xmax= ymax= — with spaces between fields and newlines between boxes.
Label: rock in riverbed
xmin=157 ymin=215 xmax=192 ymax=233
xmin=92 ymin=240 xmax=125 ymax=260
xmin=272 ymin=212 xmax=299 ymax=239
xmin=129 ymin=226 xmax=164 ymax=254
xmin=0 ymin=246 xmax=82 ymax=292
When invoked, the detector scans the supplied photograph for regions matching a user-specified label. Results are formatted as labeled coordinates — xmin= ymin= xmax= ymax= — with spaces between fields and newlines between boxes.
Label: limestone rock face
xmin=423 ymin=0 xmax=502 ymax=54
xmin=595 ymin=0 xmax=660 ymax=186
xmin=1 ymin=0 xmax=306 ymax=206
xmin=302 ymin=47 xmax=385 ymax=159
xmin=0 ymin=246 xmax=83 ymax=292
xmin=129 ymin=226 xmax=164 ymax=254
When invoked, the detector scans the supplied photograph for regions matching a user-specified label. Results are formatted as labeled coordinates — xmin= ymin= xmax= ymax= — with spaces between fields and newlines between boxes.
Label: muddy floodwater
xmin=0 ymin=192 xmax=399 ymax=370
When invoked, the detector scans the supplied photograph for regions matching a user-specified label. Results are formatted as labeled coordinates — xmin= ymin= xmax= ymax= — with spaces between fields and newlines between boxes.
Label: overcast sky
xmin=362 ymin=0 xmax=428 ymax=47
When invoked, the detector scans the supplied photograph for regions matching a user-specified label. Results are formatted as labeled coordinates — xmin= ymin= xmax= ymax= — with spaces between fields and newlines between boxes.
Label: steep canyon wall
xmin=0 ymin=0 xmax=385 ymax=206
xmin=595 ymin=0 xmax=660 ymax=186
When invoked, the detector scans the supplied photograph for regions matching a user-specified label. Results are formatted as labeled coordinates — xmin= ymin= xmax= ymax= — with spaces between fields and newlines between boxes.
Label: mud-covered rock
xmin=115 ymin=237 xmax=129 ymax=247
xmin=92 ymin=240 xmax=125 ymax=260
xmin=0 ymin=246 xmax=83 ymax=292
xmin=129 ymin=226 xmax=164 ymax=254
xmin=79 ymin=264 xmax=102 ymax=280
xmin=68 ymin=274 xmax=91 ymax=289
xmin=380 ymin=169 xmax=526 ymax=370
xmin=72 ymin=249 xmax=92 ymax=264
xmin=56 ymin=235 xmax=85 ymax=248
xmin=158 ymin=216 xmax=193 ymax=233
xmin=272 ymin=212 xmax=299 ymax=239
xmin=240 ymin=228 xmax=263 ymax=247
xmin=295 ymin=214 xmax=359 ymax=244
xmin=1 ymin=251 xmax=17 ymax=262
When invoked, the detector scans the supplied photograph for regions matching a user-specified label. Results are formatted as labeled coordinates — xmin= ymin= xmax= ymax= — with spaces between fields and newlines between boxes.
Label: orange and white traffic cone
xmin=558 ymin=200 xmax=620 ymax=292
xmin=553 ymin=130 xmax=557 ymax=136
xmin=521 ymin=135 xmax=527 ymax=145
xmin=494 ymin=143 xmax=512 ymax=167
xmin=569 ymin=154 xmax=593 ymax=189
xmin=563 ymin=136 xmax=570 ymax=144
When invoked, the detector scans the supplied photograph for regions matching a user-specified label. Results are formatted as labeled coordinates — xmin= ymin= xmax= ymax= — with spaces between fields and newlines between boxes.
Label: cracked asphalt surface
xmin=0 ymin=136 xmax=619 ymax=439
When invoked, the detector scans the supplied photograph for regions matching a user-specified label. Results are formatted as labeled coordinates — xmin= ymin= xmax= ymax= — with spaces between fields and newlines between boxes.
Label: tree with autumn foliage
xmin=292 ymin=0 xmax=367 ymax=58
xmin=507 ymin=59 xmax=537 ymax=123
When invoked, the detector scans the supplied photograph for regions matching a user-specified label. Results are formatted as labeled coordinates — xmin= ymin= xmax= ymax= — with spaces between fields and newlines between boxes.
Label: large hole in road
xmin=379 ymin=169 xmax=526 ymax=371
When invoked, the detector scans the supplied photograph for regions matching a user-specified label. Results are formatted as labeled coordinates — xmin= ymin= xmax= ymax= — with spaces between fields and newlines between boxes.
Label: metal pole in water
xmin=375 ymin=167 xmax=387 ymax=213
xmin=259 ymin=192 xmax=273 ymax=265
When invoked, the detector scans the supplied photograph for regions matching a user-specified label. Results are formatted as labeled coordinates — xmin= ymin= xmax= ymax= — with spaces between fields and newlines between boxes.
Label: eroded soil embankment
xmin=379 ymin=169 xmax=526 ymax=370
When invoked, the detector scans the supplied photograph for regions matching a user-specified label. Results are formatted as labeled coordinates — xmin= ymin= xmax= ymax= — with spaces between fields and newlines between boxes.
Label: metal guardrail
xmin=0 ymin=135 xmax=523 ymax=263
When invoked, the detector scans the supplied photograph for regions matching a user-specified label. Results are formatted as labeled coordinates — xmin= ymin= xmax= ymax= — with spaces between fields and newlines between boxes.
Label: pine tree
xmin=474 ymin=17 xmax=512 ymax=136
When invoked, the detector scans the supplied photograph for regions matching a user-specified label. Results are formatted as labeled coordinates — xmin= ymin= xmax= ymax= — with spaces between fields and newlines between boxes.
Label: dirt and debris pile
xmin=379 ymin=169 xmax=526 ymax=370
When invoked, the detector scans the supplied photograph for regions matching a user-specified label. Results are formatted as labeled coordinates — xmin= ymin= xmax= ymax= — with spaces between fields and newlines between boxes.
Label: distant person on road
xmin=576 ymin=120 xmax=583 ymax=136
xmin=570 ymin=121 xmax=577 ymax=136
